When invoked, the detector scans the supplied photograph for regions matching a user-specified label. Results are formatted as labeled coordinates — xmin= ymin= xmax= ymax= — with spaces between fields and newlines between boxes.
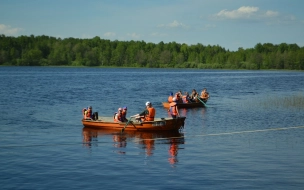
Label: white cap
xmin=145 ymin=101 xmax=151 ymax=106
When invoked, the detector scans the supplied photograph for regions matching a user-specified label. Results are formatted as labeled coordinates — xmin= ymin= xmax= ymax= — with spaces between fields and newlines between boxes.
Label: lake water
xmin=0 ymin=67 xmax=304 ymax=190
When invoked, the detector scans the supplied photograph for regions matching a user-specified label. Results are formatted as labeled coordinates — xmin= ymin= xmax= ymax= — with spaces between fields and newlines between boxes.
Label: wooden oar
xmin=197 ymin=96 xmax=208 ymax=107
xmin=121 ymin=116 xmax=133 ymax=133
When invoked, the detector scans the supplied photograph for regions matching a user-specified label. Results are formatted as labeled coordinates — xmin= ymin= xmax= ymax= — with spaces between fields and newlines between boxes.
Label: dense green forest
xmin=1 ymin=34 xmax=304 ymax=70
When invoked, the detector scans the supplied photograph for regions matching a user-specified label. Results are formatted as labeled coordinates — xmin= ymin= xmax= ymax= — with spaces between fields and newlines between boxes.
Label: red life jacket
xmin=182 ymin=95 xmax=189 ymax=103
xmin=86 ymin=109 xmax=92 ymax=119
xmin=145 ymin=107 xmax=155 ymax=121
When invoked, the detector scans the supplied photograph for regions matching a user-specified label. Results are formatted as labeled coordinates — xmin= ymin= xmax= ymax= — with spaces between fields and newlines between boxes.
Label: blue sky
xmin=1 ymin=0 xmax=303 ymax=51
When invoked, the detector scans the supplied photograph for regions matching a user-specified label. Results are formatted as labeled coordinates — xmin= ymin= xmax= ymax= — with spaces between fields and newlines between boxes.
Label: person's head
xmin=145 ymin=101 xmax=151 ymax=107
xmin=122 ymin=106 xmax=127 ymax=112
xmin=172 ymin=97 xmax=177 ymax=102
xmin=118 ymin=108 xmax=122 ymax=112
xmin=89 ymin=106 xmax=92 ymax=110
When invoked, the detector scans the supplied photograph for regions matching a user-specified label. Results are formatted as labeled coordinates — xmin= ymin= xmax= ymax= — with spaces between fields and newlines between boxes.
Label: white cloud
xmin=0 ymin=24 xmax=22 ymax=35
xmin=265 ymin=10 xmax=279 ymax=17
xmin=151 ymin=32 xmax=167 ymax=37
xmin=127 ymin=33 xmax=141 ymax=39
xmin=158 ymin=20 xmax=188 ymax=29
xmin=210 ymin=6 xmax=279 ymax=20
xmin=104 ymin=32 xmax=116 ymax=37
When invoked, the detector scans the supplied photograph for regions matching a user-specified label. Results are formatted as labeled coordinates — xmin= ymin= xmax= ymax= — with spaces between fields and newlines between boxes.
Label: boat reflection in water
xmin=82 ymin=127 xmax=185 ymax=165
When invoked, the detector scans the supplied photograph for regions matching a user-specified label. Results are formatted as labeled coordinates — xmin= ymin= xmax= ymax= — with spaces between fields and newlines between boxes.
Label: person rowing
xmin=134 ymin=101 xmax=156 ymax=122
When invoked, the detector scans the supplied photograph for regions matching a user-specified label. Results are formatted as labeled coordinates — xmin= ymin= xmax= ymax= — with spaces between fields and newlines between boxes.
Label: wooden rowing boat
xmin=81 ymin=116 xmax=186 ymax=131
xmin=162 ymin=101 xmax=207 ymax=108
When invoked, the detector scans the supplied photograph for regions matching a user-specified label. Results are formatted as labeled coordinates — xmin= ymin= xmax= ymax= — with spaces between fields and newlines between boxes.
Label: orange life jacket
xmin=201 ymin=92 xmax=209 ymax=100
xmin=145 ymin=107 xmax=155 ymax=121
xmin=168 ymin=96 xmax=173 ymax=103
xmin=169 ymin=102 xmax=178 ymax=116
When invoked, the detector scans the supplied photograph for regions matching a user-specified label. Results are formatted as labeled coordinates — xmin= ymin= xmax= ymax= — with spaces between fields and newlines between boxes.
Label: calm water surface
xmin=0 ymin=67 xmax=304 ymax=190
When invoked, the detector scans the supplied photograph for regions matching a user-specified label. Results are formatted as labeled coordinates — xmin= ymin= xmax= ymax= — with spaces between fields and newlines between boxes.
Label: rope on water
xmin=194 ymin=125 xmax=304 ymax=137
xmin=133 ymin=125 xmax=304 ymax=141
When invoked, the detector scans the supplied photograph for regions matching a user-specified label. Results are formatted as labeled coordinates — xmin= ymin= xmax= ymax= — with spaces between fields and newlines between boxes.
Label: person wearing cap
xmin=121 ymin=106 xmax=128 ymax=122
xmin=135 ymin=101 xmax=156 ymax=122
xmin=168 ymin=92 xmax=174 ymax=103
xmin=168 ymin=98 xmax=180 ymax=118
xmin=113 ymin=108 xmax=123 ymax=122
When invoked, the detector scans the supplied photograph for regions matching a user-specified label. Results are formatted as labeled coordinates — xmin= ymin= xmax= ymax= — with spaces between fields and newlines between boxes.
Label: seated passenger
xmin=84 ymin=106 xmax=93 ymax=120
xmin=190 ymin=89 xmax=198 ymax=102
xmin=182 ymin=92 xmax=190 ymax=103
xmin=200 ymin=88 xmax=209 ymax=102
xmin=113 ymin=108 xmax=123 ymax=122
xmin=121 ymin=106 xmax=128 ymax=122
xmin=175 ymin=92 xmax=182 ymax=103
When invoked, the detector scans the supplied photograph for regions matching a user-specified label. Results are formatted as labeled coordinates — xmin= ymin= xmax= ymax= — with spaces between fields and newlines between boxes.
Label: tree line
xmin=1 ymin=34 xmax=304 ymax=70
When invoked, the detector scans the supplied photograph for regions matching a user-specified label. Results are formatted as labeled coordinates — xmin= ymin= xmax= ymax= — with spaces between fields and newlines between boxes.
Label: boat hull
xmin=82 ymin=116 xmax=186 ymax=131
xmin=162 ymin=101 xmax=207 ymax=108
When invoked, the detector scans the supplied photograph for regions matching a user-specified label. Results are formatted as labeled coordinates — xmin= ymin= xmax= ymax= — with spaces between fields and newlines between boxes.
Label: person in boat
xmin=113 ymin=108 xmax=123 ymax=122
xmin=83 ymin=106 xmax=99 ymax=120
xmin=200 ymin=88 xmax=209 ymax=102
xmin=182 ymin=92 xmax=190 ymax=103
xmin=168 ymin=92 xmax=174 ymax=103
xmin=177 ymin=90 xmax=183 ymax=97
xmin=135 ymin=101 xmax=156 ymax=122
xmin=168 ymin=97 xmax=180 ymax=118
xmin=190 ymin=89 xmax=198 ymax=102
xmin=121 ymin=106 xmax=128 ymax=122
xmin=176 ymin=90 xmax=183 ymax=102
xmin=175 ymin=92 xmax=182 ymax=103
xmin=83 ymin=106 xmax=93 ymax=120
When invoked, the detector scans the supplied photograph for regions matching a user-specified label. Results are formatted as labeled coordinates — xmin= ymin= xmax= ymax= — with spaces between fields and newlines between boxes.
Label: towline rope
xmin=193 ymin=125 xmax=304 ymax=137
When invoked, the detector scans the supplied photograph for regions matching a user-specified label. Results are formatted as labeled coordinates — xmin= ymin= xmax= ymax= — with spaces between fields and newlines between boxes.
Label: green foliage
xmin=0 ymin=34 xmax=304 ymax=70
